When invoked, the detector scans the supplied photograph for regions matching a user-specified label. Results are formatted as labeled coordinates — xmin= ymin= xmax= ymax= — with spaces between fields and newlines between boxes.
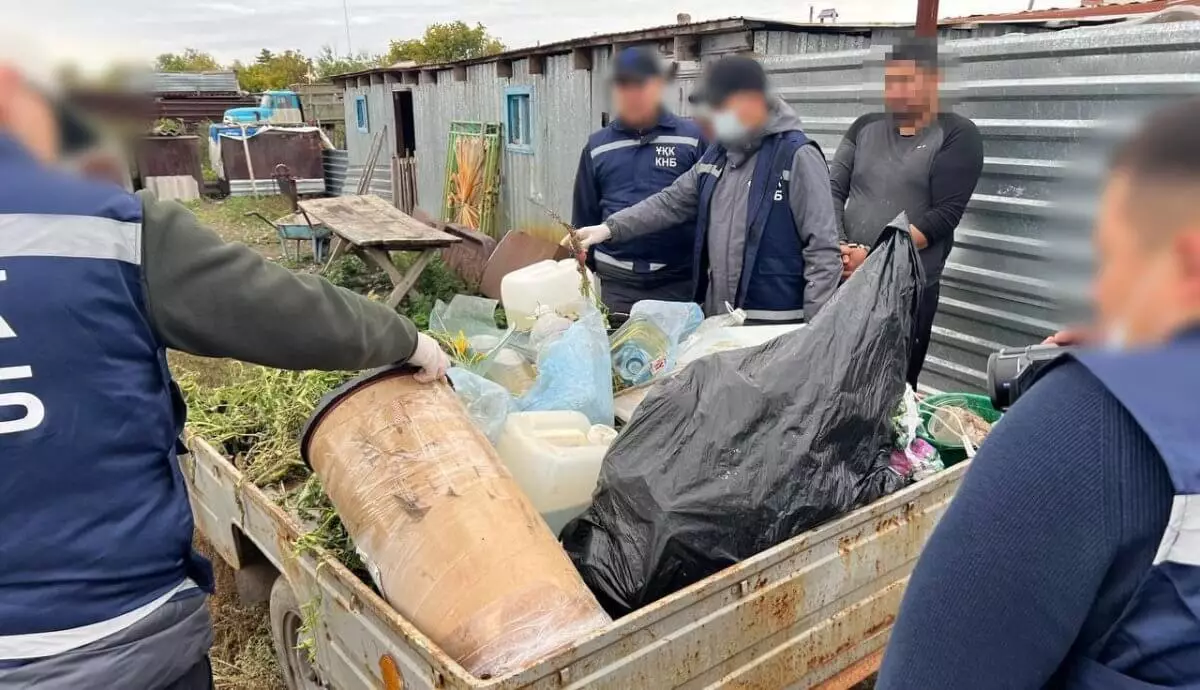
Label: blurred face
xmin=613 ymin=77 xmax=664 ymax=128
xmin=1092 ymin=173 xmax=1200 ymax=346
xmin=718 ymin=91 xmax=770 ymax=131
xmin=884 ymin=60 xmax=939 ymax=122
xmin=0 ymin=66 xmax=59 ymax=163
xmin=694 ymin=111 xmax=714 ymax=143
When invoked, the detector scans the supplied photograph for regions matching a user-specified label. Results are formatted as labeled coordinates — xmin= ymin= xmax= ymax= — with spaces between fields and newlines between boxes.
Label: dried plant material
xmin=526 ymin=196 xmax=608 ymax=325
xmin=928 ymin=405 xmax=993 ymax=449
xmin=448 ymin=137 xmax=486 ymax=229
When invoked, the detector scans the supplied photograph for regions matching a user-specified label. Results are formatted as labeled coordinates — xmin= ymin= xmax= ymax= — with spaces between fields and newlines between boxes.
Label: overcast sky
xmin=20 ymin=0 xmax=1056 ymax=67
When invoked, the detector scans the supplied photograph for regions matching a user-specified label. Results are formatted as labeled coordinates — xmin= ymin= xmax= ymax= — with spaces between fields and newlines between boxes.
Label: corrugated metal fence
xmin=764 ymin=20 xmax=1200 ymax=392
xmin=147 ymin=71 xmax=241 ymax=94
xmin=323 ymin=148 xmax=394 ymax=202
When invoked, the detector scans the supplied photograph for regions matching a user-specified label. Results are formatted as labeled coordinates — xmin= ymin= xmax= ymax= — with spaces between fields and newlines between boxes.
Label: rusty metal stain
xmin=813 ymin=649 xmax=885 ymax=690
xmin=837 ymin=530 xmax=865 ymax=565
xmin=874 ymin=515 xmax=902 ymax=533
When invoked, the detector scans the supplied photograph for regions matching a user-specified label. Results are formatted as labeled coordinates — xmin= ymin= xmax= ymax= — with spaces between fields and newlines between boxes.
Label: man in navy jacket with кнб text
xmin=572 ymin=46 xmax=705 ymax=320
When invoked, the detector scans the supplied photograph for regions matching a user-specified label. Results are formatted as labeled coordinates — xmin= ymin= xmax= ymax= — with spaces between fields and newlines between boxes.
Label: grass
xmin=185 ymin=196 xmax=295 ymax=256
xmin=177 ymin=366 xmax=354 ymax=486
xmin=324 ymin=252 xmax=473 ymax=330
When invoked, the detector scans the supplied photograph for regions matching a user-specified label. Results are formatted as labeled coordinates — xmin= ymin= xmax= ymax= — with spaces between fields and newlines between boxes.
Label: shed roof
xmin=945 ymin=0 xmax=1196 ymax=25
xmin=148 ymin=71 xmax=241 ymax=94
xmin=329 ymin=16 xmax=907 ymax=83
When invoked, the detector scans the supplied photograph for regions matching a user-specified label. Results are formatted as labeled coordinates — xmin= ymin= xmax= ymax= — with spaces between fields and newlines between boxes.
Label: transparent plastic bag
xmin=889 ymin=437 xmax=944 ymax=482
xmin=685 ymin=302 xmax=746 ymax=342
xmin=529 ymin=306 xmax=574 ymax=353
xmin=610 ymin=302 xmax=705 ymax=387
xmin=429 ymin=295 xmax=514 ymax=374
xmin=893 ymin=385 xmax=922 ymax=448
xmin=629 ymin=301 xmax=704 ymax=344
xmin=519 ymin=308 xmax=614 ymax=425
xmin=447 ymin=367 xmax=513 ymax=443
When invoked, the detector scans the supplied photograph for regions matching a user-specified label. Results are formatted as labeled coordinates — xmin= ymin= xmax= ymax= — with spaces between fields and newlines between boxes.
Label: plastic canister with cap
xmin=500 ymin=260 xmax=597 ymax=329
xmin=494 ymin=410 xmax=618 ymax=535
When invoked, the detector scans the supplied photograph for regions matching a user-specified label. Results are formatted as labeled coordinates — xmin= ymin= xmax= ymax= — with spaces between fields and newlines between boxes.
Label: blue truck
xmin=222 ymin=89 xmax=305 ymax=125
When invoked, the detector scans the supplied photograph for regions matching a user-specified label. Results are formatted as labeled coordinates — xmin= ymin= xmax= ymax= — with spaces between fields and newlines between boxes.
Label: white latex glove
xmin=560 ymin=224 xmax=612 ymax=251
xmin=409 ymin=333 xmax=450 ymax=383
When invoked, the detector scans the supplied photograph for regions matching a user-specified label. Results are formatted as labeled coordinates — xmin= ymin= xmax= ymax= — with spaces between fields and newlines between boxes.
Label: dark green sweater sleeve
xmin=139 ymin=193 xmax=419 ymax=371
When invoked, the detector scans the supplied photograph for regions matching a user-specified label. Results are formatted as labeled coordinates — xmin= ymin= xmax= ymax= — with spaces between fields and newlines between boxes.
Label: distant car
xmin=223 ymin=90 xmax=304 ymax=125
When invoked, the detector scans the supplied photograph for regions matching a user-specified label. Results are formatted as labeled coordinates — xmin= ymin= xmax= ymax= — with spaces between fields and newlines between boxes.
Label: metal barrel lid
xmin=298 ymin=364 xmax=417 ymax=469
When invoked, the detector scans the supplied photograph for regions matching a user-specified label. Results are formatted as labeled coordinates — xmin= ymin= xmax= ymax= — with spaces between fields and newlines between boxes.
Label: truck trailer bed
xmin=184 ymin=432 xmax=965 ymax=690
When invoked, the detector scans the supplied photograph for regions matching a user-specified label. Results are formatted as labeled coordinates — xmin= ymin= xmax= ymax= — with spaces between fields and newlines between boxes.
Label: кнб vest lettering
xmin=0 ymin=269 xmax=44 ymax=435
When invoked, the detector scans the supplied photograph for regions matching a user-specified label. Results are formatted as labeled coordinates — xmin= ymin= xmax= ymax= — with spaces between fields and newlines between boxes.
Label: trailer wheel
xmin=269 ymin=577 xmax=327 ymax=690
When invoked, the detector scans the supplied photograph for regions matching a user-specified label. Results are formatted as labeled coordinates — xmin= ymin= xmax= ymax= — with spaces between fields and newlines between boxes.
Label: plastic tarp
xmin=518 ymin=308 xmax=614 ymax=426
xmin=562 ymin=221 xmax=923 ymax=616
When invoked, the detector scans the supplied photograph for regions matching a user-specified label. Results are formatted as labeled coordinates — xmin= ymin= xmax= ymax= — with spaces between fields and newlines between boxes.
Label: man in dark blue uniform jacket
xmin=878 ymin=98 xmax=1200 ymax=689
xmin=572 ymin=47 xmax=705 ymax=318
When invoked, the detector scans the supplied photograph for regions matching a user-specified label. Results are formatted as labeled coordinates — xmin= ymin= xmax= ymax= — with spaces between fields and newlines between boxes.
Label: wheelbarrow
xmin=244 ymin=164 xmax=332 ymax=263
xmin=244 ymin=211 xmax=332 ymax=263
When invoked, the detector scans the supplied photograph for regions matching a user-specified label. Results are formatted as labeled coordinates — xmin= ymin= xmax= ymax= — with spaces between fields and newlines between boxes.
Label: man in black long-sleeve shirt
xmin=830 ymin=37 xmax=983 ymax=385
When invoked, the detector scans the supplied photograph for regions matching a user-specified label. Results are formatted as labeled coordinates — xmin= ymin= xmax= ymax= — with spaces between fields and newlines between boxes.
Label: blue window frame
xmin=505 ymin=86 xmax=533 ymax=154
xmin=355 ymin=95 xmax=369 ymax=133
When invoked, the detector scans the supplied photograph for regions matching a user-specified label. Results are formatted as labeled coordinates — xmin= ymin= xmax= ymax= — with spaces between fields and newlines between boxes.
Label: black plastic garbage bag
xmin=562 ymin=219 xmax=924 ymax=617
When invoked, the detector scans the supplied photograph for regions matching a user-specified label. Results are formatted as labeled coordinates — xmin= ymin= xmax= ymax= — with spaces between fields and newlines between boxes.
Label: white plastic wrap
xmin=303 ymin=372 xmax=612 ymax=679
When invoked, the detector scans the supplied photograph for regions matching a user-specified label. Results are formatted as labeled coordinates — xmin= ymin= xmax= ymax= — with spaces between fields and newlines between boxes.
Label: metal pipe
xmin=916 ymin=0 xmax=940 ymax=37
xmin=239 ymin=124 xmax=259 ymax=198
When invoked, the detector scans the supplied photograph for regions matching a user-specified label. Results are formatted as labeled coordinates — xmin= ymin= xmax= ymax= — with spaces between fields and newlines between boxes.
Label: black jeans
xmin=594 ymin=263 xmax=693 ymax=327
xmin=907 ymin=281 xmax=941 ymax=387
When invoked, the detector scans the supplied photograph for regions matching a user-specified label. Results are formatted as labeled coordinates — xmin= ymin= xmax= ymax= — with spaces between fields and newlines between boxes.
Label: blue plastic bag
xmin=447 ymin=367 xmax=513 ymax=443
xmin=519 ymin=308 xmax=614 ymax=425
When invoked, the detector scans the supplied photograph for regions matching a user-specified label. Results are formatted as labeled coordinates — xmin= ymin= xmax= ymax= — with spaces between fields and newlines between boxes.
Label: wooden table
xmin=298 ymin=195 xmax=460 ymax=308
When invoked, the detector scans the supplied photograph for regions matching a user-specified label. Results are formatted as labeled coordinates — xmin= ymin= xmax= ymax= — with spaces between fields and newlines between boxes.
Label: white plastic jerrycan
xmin=494 ymin=411 xmax=618 ymax=535
xmin=500 ymin=259 xmax=598 ymax=329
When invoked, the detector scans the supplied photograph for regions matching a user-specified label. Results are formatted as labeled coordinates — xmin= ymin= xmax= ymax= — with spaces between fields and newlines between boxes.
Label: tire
xmin=269 ymin=577 xmax=327 ymax=690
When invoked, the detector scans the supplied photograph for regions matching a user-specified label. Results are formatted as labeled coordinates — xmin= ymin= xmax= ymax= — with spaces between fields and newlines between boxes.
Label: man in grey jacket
xmin=571 ymin=56 xmax=841 ymax=322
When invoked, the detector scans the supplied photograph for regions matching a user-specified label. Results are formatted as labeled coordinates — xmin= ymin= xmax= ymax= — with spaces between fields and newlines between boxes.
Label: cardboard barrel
xmin=300 ymin=367 xmax=610 ymax=679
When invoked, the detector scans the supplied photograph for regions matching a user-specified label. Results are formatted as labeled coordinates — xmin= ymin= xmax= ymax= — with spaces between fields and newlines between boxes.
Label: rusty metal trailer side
xmin=184 ymin=432 xmax=965 ymax=690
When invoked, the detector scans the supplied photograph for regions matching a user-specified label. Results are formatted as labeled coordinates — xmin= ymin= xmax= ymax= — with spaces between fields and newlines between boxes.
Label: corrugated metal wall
xmin=335 ymin=21 xmax=1200 ymax=392
xmin=412 ymin=62 xmax=503 ymax=225
xmin=347 ymin=25 xmax=1050 ymax=230
xmin=342 ymin=82 xmax=398 ymax=166
xmin=766 ymin=20 xmax=1200 ymax=392
xmin=323 ymin=149 xmax=393 ymax=202
xmin=754 ymin=30 xmax=871 ymax=56
xmin=411 ymin=51 xmax=602 ymax=233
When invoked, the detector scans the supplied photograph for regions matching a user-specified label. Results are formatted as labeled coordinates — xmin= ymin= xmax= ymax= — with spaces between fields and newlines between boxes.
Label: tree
xmin=384 ymin=21 xmax=504 ymax=65
xmin=234 ymin=49 xmax=312 ymax=93
xmin=313 ymin=45 xmax=381 ymax=80
xmin=154 ymin=48 xmax=222 ymax=73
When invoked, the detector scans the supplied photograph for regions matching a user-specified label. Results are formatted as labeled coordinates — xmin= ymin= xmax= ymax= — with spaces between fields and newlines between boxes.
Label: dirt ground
xmin=176 ymin=196 xmax=293 ymax=690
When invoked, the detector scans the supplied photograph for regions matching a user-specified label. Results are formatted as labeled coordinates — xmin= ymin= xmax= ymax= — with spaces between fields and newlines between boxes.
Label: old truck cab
xmin=224 ymin=90 xmax=304 ymax=125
